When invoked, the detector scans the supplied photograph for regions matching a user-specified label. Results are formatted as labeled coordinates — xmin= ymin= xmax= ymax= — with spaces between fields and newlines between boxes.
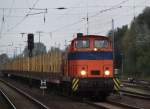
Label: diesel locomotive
xmin=1 ymin=33 xmax=114 ymax=99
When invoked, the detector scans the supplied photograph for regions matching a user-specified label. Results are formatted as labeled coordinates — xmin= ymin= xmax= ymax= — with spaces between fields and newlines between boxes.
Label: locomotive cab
xmin=68 ymin=34 xmax=113 ymax=78
xmin=67 ymin=33 xmax=114 ymax=97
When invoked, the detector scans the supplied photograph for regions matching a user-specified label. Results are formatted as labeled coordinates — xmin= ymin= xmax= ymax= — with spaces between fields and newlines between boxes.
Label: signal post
xmin=27 ymin=34 xmax=34 ymax=87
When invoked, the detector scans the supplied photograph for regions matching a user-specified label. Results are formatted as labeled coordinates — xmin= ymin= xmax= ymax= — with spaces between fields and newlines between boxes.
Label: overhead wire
xmin=92 ymin=0 xmax=148 ymax=35
xmin=46 ymin=0 xmax=82 ymax=39
xmin=0 ymin=9 xmax=5 ymax=38
xmin=2 ymin=0 xmax=144 ymax=36
xmin=5 ymin=0 xmax=15 ymax=32
xmin=7 ymin=0 xmax=40 ymax=32
xmin=89 ymin=0 xmax=129 ymax=19
xmin=50 ymin=2 xmax=81 ymax=33
xmin=0 ymin=0 xmax=147 ymax=36
xmin=0 ymin=0 xmax=15 ymax=37
xmin=49 ymin=0 xmax=130 ymax=34
xmin=0 ymin=0 xmax=149 ymax=55
xmin=84 ymin=0 xmax=130 ymax=35
xmin=82 ymin=0 xmax=129 ymax=35
xmin=0 ymin=1 xmax=148 ymax=17
xmin=0 ymin=5 xmax=149 ymax=10
xmin=48 ymin=0 xmax=85 ymax=33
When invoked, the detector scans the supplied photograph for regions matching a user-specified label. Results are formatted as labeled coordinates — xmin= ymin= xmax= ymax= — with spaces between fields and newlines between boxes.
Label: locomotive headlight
xmin=94 ymin=48 xmax=98 ymax=51
xmin=81 ymin=70 xmax=86 ymax=76
xmin=104 ymin=70 xmax=110 ymax=76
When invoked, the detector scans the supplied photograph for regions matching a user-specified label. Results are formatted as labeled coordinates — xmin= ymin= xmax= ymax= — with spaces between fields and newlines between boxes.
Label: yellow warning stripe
xmin=116 ymin=78 xmax=121 ymax=85
xmin=113 ymin=78 xmax=120 ymax=85
xmin=72 ymin=78 xmax=76 ymax=84
xmin=113 ymin=78 xmax=120 ymax=91
xmin=114 ymin=85 xmax=118 ymax=91
xmin=74 ymin=84 xmax=78 ymax=91
xmin=72 ymin=79 xmax=79 ymax=90
xmin=72 ymin=78 xmax=79 ymax=91
xmin=114 ymin=83 xmax=119 ymax=90
xmin=114 ymin=79 xmax=120 ymax=89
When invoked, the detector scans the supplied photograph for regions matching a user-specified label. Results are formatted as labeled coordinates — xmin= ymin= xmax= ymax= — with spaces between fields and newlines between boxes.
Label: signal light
xmin=28 ymin=34 xmax=34 ymax=50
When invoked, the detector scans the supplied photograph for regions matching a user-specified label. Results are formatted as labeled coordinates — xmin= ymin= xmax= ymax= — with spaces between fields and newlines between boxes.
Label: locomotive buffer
xmin=113 ymin=69 xmax=122 ymax=97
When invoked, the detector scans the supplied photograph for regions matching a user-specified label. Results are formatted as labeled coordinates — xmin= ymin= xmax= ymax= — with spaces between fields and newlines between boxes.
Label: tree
xmin=137 ymin=7 xmax=150 ymax=30
xmin=0 ymin=53 xmax=9 ymax=64
xmin=23 ymin=42 xmax=47 ymax=57
xmin=108 ymin=25 xmax=128 ymax=69
xmin=122 ymin=7 xmax=150 ymax=78
xmin=107 ymin=7 xmax=150 ymax=79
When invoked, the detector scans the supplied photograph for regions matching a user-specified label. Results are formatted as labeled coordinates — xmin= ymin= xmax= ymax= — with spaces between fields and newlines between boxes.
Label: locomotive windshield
xmin=94 ymin=40 xmax=108 ymax=48
xmin=76 ymin=40 xmax=89 ymax=48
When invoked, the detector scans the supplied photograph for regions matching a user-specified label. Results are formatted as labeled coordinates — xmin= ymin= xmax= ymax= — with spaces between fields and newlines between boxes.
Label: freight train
xmin=1 ymin=33 xmax=114 ymax=99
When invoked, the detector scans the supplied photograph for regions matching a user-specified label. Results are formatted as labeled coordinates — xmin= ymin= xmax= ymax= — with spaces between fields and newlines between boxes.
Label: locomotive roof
xmin=84 ymin=35 xmax=109 ymax=38
xmin=73 ymin=35 xmax=110 ymax=41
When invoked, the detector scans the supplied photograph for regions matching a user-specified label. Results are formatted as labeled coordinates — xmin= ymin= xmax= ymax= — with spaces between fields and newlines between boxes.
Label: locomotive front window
xmin=94 ymin=40 xmax=108 ymax=48
xmin=76 ymin=40 xmax=89 ymax=48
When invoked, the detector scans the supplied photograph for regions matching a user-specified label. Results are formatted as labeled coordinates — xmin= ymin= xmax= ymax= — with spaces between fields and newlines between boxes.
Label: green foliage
xmin=108 ymin=25 xmax=128 ymax=69
xmin=136 ymin=44 xmax=150 ymax=74
xmin=137 ymin=7 xmax=150 ymax=29
xmin=108 ymin=7 xmax=150 ymax=79
xmin=122 ymin=7 xmax=150 ymax=79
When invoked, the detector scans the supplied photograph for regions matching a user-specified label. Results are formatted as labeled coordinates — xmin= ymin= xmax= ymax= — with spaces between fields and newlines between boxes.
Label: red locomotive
xmin=1 ymin=33 xmax=114 ymax=99
xmin=63 ymin=33 xmax=114 ymax=98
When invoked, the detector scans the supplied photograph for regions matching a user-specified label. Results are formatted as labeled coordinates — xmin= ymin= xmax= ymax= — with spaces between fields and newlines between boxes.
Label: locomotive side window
xmin=76 ymin=40 xmax=89 ymax=48
xmin=94 ymin=40 xmax=108 ymax=48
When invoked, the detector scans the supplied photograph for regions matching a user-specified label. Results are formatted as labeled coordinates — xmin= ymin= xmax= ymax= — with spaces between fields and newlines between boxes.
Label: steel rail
xmin=120 ymin=89 xmax=150 ymax=100
xmin=107 ymin=100 xmax=141 ymax=109
xmin=0 ymin=79 xmax=50 ymax=109
xmin=0 ymin=89 xmax=16 ymax=109
xmin=85 ymin=100 xmax=141 ymax=109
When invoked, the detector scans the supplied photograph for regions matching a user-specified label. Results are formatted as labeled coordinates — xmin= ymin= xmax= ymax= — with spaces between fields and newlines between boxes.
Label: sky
xmin=0 ymin=0 xmax=150 ymax=57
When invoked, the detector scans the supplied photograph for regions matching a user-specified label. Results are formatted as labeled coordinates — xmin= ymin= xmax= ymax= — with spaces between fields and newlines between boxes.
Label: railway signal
xmin=28 ymin=34 xmax=34 ymax=51
xmin=27 ymin=33 xmax=34 ymax=57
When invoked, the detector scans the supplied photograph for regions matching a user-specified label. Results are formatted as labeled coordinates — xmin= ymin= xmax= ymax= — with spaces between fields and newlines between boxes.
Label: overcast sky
xmin=0 ymin=0 xmax=150 ymax=57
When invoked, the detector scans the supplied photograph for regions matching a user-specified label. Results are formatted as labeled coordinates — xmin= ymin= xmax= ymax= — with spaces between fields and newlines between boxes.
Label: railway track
xmin=60 ymin=91 xmax=142 ymax=109
xmin=1 ymin=77 xmax=148 ymax=109
xmin=121 ymin=80 xmax=150 ymax=100
xmin=86 ymin=100 xmax=141 ymax=109
xmin=0 ymin=79 xmax=49 ymax=109
xmin=120 ymin=89 xmax=150 ymax=100
xmin=0 ymin=89 xmax=16 ymax=109
xmin=122 ymin=80 xmax=150 ymax=90
xmin=0 ymin=77 xmax=103 ymax=109
xmin=57 ymin=93 xmax=141 ymax=109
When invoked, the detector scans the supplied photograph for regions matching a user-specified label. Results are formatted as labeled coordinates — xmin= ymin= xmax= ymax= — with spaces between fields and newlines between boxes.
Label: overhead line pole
xmin=86 ymin=0 xmax=89 ymax=35
xmin=87 ymin=13 xmax=89 ymax=35
xmin=37 ymin=31 xmax=42 ymax=43
xmin=112 ymin=19 xmax=115 ymax=70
